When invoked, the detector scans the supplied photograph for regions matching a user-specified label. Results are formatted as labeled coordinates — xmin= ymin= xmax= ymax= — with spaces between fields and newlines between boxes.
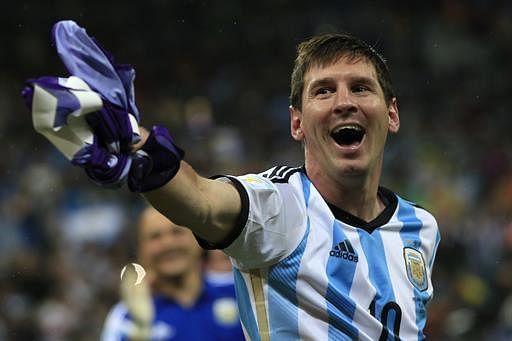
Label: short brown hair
xmin=290 ymin=33 xmax=395 ymax=110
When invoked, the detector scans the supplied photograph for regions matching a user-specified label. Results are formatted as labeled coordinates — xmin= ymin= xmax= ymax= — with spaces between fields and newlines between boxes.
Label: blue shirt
xmin=101 ymin=278 xmax=245 ymax=340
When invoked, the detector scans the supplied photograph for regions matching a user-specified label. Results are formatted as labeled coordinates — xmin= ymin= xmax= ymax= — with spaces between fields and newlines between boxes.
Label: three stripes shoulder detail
xmin=261 ymin=166 xmax=301 ymax=183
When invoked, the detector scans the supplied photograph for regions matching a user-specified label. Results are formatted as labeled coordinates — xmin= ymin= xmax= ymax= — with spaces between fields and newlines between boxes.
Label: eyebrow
xmin=307 ymin=75 xmax=378 ymax=91
xmin=307 ymin=77 xmax=336 ymax=92
xmin=350 ymin=76 xmax=378 ymax=87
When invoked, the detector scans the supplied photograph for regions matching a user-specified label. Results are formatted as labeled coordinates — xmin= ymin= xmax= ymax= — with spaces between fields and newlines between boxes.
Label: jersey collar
xmin=326 ymin=187 xmax=398 ymax=233
xmin=300 ymin=166 xmax=398 ymax=233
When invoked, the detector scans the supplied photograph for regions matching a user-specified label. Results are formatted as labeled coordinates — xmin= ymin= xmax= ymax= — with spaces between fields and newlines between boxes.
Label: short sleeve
xmin=215 ymin=173 xmax=308 ymax=270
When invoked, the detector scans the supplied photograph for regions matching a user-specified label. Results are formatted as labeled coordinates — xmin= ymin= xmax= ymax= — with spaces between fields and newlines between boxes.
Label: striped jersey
xmin=198 ymin=166 xmax=441 ymax=341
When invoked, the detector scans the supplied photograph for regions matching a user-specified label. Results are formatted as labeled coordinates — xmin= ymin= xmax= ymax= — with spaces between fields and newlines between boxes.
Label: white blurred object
xmin=211 ymin=126 xmax=244 ymax=163
xmin=60 ymin=203 xmax=125 ymax=245
xmin=443 ymin=308 xmax=476 ymax=337
xmin=120 ymin=263 xmax=146 ymax=286
xmin=37 ymin=299 xmax=78 ymax=339
xmin=21 ymin=163 xmax=62 ymax=200
xmin=120 ymin=263 xmax=154 ymax=341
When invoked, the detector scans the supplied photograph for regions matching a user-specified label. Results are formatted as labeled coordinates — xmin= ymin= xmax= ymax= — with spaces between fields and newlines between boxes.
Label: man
xmin=101 ymin=207 xmax=244 ymax=340
xmin=134 ymin=34 xmax=440 ymax=341
xmin=24 ymin=22 xmax=440 ymax=340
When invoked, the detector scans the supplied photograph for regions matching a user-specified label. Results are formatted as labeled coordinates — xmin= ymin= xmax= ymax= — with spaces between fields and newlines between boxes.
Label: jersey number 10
xmin=369 ymin=300 xmax=402 ymax=341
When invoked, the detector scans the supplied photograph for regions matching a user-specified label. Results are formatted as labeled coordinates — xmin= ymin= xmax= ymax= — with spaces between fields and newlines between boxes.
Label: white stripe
xmin=69 ymin=88 xmax=103 ymax=115
xmin=66 ymin=77 xmax=101 ymax=146
xmin=296 ymin=187 xmax=331 ymax=340
xmin=281 ymin=167 xmax=298 ymax=180
xmin=269 ymin=166 xmax=286 ymax=179
xmin=259 ymin=167 xmax=277 ymax=178
xmin=64 ymin=75 xmax=93 ymax=91
xmin=415 ymin=207 xmax=439 ymax=297
xmin=129 ymin=113 xmax=140 ymax=144
xmin=33 ymin=86 xmax=98 ymax=160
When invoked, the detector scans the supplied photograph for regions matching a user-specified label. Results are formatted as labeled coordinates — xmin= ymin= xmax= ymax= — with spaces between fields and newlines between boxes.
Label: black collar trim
xmin=300 ymin=166 xmax=397 ymax=233
xmin=326 ymin=187 xmax=397 ymax=233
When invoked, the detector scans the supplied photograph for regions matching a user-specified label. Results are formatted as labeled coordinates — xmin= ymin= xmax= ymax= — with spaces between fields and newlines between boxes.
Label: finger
xmin=131 ymin=126 xmax=149 ymax=151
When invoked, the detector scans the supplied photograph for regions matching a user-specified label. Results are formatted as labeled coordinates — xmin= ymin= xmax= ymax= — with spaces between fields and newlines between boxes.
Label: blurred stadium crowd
xmin=1 ymin=0 xmax=511 ymax=340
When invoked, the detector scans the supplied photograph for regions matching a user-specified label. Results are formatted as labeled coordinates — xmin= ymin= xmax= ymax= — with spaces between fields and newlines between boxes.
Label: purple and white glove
xmin=23 ymin=20 xmax=185 ymax=190
xmin=51 ymin=20 xmax=185 ymax=191
xmin=52 ymin=20 xmax=140 ymax=152
xmin=22 ymin=76 xmax=131 ymax=187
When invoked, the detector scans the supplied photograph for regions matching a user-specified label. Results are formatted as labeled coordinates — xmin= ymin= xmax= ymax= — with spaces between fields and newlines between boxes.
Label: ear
xmin=290 ymin=105 xmax=304 ymax=141
xmin=388 ymin=98 xmax=400 ymax=133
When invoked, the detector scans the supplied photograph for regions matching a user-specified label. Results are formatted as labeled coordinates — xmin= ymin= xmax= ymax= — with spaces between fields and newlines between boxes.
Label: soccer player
xmin=101 ymin=206 xmax=244 ymax=340
xmin=133 ymin=34 xmax=441 ymax=340
xmin=25 ymin=22 xmax=440 ymax=340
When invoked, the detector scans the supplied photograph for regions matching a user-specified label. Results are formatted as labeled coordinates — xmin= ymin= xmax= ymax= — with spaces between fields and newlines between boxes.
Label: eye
xmin=315 ymin=87 xmax=334 ymax=97
xmin=352 ymin=85 xmax=370 ymax=93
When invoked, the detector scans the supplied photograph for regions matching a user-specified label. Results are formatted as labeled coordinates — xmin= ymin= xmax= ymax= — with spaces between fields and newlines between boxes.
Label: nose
xmin=333 ymin=88 xmax=357 ymax=116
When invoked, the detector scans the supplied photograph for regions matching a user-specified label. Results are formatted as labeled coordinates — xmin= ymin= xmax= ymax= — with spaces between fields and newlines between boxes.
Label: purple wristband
xmin=128 ymin=125 xmax=184 ymax=193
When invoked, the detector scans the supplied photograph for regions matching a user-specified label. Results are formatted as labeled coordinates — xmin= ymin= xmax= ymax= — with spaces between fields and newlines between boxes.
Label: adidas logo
xmin=330 ymin=239 xmax=359 ymax=262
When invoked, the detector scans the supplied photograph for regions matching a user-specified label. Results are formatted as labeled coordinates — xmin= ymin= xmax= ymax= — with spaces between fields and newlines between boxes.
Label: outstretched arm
xmin=144 ymin=161 xmax=241 ymax=244
xmin=145 ymin=160 xmax=241 ymax=244
xmin=23 ymin=20 xmax=242 ymax=245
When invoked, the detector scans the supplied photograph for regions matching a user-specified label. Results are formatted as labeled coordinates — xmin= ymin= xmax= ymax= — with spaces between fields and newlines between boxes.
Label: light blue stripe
xmin=233 ymin=267 xmax=260 ymax=341
xmin=358 ymin=229 xmax=397 ymax=339
xmin=397 ymin=198 xmax=430 ymax=341
xmin=300 ymin=172 xmax=311 ymax=206
xmin=266 ymin=173 xmax=311 ymax=339
xmin=325 ymin=220 xmax=359 ymax=340
xmin=267 ymin=221 xmax=310 ymax=340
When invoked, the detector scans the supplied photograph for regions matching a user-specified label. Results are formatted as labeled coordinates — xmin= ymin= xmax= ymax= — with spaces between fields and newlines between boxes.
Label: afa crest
xmin=403 ymin=247 xmax=428 ymax=291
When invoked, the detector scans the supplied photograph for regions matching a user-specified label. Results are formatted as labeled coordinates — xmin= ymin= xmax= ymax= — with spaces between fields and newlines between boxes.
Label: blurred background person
xmin=101 ymin=206 xmax=244 ymax=340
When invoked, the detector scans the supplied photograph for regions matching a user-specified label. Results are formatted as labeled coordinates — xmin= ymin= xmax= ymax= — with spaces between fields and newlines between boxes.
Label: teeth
xmin=334 ymin=125 xmax=363 ymax=133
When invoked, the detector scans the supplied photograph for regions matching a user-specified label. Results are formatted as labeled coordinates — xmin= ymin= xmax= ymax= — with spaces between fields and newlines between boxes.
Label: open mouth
xmin=331 ymin=124 xmax=366 ymax=147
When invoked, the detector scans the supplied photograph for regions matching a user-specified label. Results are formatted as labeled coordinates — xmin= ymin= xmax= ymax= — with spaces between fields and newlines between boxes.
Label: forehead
xmin=304 ymin=56 xmax=378 ymax=87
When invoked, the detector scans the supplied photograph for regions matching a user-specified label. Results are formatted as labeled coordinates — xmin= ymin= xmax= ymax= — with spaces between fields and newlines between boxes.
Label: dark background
xmin=1 ymin=1 xmax=511 ymax=339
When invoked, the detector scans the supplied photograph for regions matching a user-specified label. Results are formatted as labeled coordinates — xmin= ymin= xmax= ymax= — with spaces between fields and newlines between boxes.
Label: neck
xmin=305 ymin=162 xmax=384 ymax=222
xmin=156 ymin=264 xmax=203 ymax=307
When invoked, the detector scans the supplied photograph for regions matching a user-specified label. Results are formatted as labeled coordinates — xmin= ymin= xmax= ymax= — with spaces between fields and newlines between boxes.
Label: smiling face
xmin=290 ymin=56 xmax=399 ymax=184
xmin=138 ymin=207 xmax=203 ymax=281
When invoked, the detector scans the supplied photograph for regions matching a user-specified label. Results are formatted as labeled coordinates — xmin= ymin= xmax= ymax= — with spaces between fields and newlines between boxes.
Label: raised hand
xmin=22 ymin=75 xmax=132 ymax=187
xmin=22 ymin=20 xmax=185 ymax=191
